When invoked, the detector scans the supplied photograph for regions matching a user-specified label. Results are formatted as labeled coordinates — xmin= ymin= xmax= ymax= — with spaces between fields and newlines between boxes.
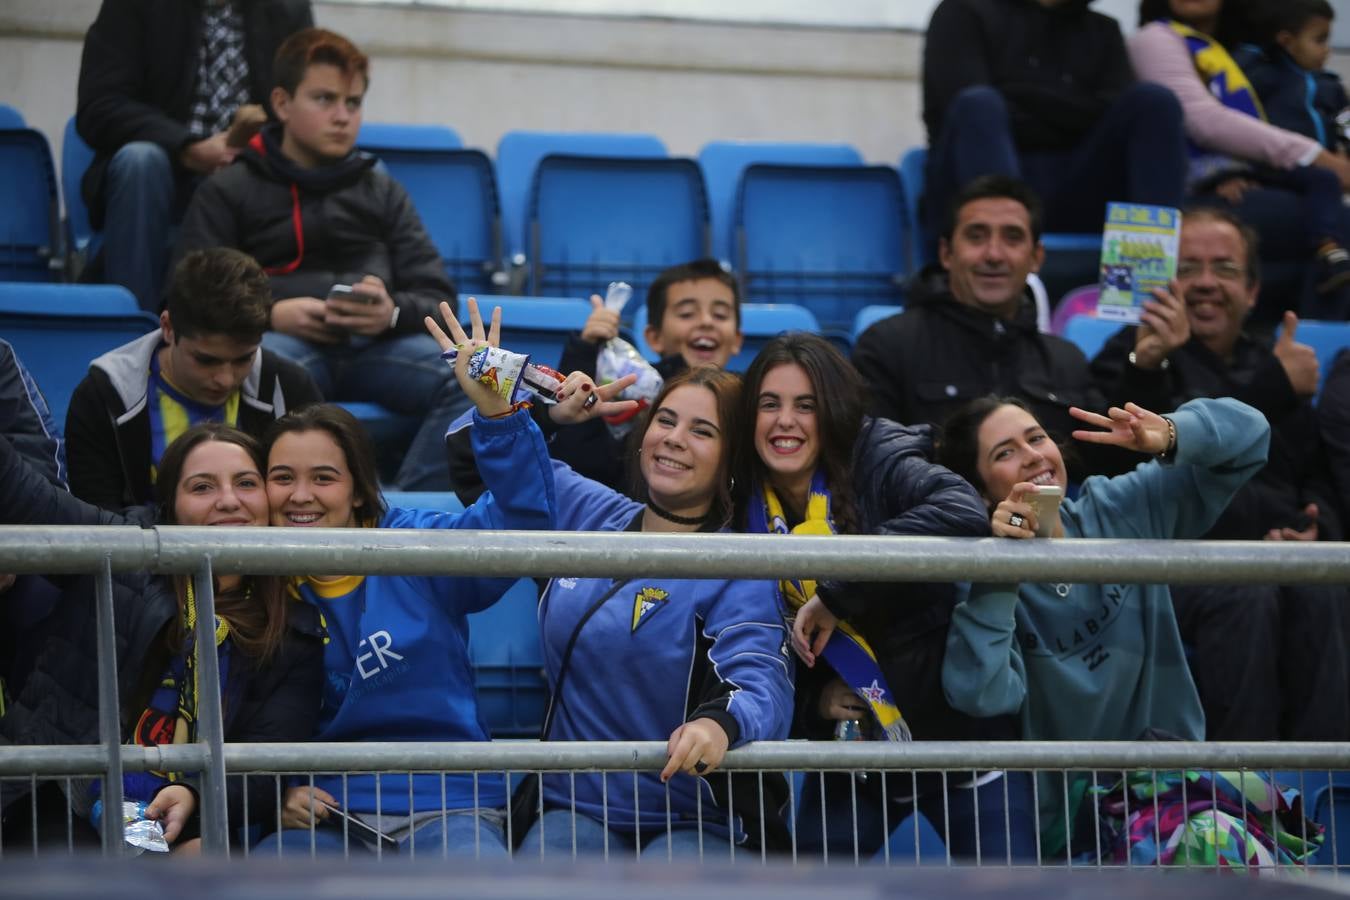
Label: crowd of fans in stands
xmin=0 ymin=0 xmax=1348 ymax=863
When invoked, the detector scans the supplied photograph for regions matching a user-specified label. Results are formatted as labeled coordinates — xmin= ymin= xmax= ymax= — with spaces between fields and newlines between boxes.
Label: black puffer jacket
xmin=76 ymin=0 xmax=314 ymax=226
xmin=923 ymin=0 xmax=1134 ymax=150
xmin=174 ymin=124 xmax=456 ymax=335
xmin=0 ymin=435 xmax=324 ymax=832
xmin=784 ymin=417 xmax=1018 ymax=744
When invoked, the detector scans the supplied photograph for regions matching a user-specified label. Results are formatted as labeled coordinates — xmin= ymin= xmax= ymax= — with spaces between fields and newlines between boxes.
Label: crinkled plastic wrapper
xmin=596 ymin=337 xmax=663 ymax=439
xmin=91 ymin=799 xmax=170 ymax=854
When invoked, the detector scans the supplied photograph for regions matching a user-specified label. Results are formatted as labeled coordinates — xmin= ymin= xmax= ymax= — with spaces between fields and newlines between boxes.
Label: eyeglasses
xmin=1176 ymin=260 xmax=1246 ymax=281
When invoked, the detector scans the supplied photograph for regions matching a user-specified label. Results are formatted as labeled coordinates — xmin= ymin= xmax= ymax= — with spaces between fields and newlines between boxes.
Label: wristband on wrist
xmin=1157 ymin=416 xmax=1177 ymax=460
xmin=486 ymin=400 xmax=532 ymax=419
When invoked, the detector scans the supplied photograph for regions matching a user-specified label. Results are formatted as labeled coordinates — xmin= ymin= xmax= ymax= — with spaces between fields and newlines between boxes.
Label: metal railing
xmin=1 ymin=526 xmax=1347 ymax=864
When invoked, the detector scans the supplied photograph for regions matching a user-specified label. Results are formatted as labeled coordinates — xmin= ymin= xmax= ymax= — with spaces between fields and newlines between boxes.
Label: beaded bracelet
xmin=1157 ymin=416 xmax=1177 ymax=461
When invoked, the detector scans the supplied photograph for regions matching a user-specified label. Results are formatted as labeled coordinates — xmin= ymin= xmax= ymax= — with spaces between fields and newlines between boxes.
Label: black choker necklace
xmin=646 ymin=499 xmax=713 ymax=527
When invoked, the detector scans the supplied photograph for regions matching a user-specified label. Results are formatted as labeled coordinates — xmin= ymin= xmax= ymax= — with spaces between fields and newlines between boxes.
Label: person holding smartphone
xmin=936 ymin=394 xmax=1270 ymax=858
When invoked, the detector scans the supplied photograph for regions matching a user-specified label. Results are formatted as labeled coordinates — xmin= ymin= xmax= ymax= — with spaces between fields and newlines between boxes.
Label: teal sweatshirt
xmin=942 ymin=398 xmax=1270 ymax=850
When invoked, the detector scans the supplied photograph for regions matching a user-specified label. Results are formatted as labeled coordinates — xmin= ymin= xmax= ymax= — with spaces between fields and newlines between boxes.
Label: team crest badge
xmin=631 ymin=586 xmax=670 ymax=633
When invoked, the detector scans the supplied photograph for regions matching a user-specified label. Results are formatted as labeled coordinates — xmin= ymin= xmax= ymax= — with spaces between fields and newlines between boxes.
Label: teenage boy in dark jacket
xmin=65 ymin=248 xmax=320 ymax=513
xmin=921 ymin=0 xmax=1186 ymax=242
xmin=174 ymin=27 xmax=466 ymax=491
xmin=76 ymin=0 xmax=313 ymax=310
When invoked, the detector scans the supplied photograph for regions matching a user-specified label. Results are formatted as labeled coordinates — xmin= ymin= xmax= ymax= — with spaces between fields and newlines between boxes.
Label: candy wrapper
xmin=91 ymin=798 xmax=170 ymax=855
xmin=595 ymin=282 xmax=663 ymax=439
xmin=439 ymin=345 xmax=566 ymax=434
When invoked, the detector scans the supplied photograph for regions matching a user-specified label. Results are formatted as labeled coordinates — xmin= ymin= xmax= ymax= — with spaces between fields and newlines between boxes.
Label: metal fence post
xmin=94 ymin=555 xmax=124 ymax=857
xmin=193 ymin=557 xmax=229 ymax=854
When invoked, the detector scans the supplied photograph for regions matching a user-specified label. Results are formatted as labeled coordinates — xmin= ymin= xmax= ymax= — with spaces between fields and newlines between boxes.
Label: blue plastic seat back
xmin=497 ymin=130 xmax=667 ymax=262
xmin=0 ymin=104 xmax=24 ymax=128
xmin=360 ymin=145 xmax=500 ymax=296
xmin=0 ymin=128 xmax=62 ymax=282
xmin=698 ymin=140 xmax=863 ymax=265
xmin=528 ymin=155 xmax=709 ymax=313
xmin=1274 ymin=319 xmax=1350 ymax=400
xmin=455 ymin=294 xmax=592 ymax=369
xmin=1062 ymin=314 xmax=1126 ymax=362
xmin=465 ymin=577 xmax=547 ymax=737
xmin=61 ymin=116 xmax=98 ymax=257
xmin=357 ymin=122 xmax=462 ymax=152
xmin=851 ymin=304 xmax=904 ymax=346
xmin=736 ymin=163 xmax=906 ymax=338
xmin=631 ymin=301 xmax=819 ymax=373
xmin=898 ymin=146 xmax=930 ymax=272
xmin=1311 ymin=775 xmax=1350 ymax=869
xmin=0 ymin=283 xmax=157 ymax=422
xmin=879 ymin=812 xmax=948 ymax=865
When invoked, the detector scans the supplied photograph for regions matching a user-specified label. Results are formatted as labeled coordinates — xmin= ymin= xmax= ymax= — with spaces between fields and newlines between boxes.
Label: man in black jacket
xmin=853 ymin=175 xmax=1130 ymax=476
xmin=174 ymin=27 xmax=466 ymax=491
xmin=1090 ymin=206 xmax=1349 ymax=740
xmin=65 ymin=248 xmax=320 ymax=513
xmin=921 ymin=0 xmax=1186 ymax=242
xmin=76 ymin=0 xmax=313 ymax=310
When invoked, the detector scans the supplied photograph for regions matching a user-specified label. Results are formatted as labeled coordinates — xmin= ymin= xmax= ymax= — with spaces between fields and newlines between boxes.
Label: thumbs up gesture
xmin=1274 ymin=311 xmax=1320 ymax=398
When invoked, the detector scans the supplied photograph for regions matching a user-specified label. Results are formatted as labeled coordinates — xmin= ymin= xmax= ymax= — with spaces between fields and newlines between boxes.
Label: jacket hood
xmin=90 ymin=330 xmax=269 ymax=424
xmin=241 ymin=122 xmax=375 ymax=191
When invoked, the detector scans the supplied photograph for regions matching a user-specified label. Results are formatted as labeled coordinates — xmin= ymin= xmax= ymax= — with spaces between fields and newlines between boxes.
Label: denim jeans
xmin=254 ymin=808 xmax=508 ymax=858
xmin=924 ymin=83 xmax=1187 ymax=241
xmin=518 ymin=808 xmax=736 ymax=860
xmin=101 ymin=142 xmax=189 ymax=313
xmin=263 ymin=331 xmax=468 ymax=491
xmin=794 ymin=770 xmax=1039 ymax=864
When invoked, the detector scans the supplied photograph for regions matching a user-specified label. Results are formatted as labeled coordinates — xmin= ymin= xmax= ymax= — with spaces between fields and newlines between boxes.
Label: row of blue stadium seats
xmin=0 ymin=101 xmax=1110 ymax=338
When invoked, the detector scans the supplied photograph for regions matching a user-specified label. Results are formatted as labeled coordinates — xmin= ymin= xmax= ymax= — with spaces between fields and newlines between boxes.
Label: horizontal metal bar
xmin=7 ymin=741 xmax=1347 ymax=778
xmin=1 ymin=527 xmax=1348 ymax=585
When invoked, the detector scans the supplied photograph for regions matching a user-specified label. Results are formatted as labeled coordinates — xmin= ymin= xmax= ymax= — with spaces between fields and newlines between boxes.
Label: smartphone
xmin=319 ymin=801 xmax=399 ymax=851
xmin=326 ymin=284 xmax=377 ymax=305
xmin=1026 ymin=485 xmax=1064 ymax=538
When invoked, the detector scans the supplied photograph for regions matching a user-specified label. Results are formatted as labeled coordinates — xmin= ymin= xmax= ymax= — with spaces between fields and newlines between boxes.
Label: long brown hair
xmin=733 ymin=332 xmax=863 ymax=534
xmin=630 ymin=366 xmax=743 ymax=529
xmin=154 ymin=423 xmax=288 ymax=664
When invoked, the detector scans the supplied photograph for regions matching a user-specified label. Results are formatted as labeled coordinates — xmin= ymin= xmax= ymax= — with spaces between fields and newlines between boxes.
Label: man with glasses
xmin=1090 ymin=205 xmax=1348 ymax=742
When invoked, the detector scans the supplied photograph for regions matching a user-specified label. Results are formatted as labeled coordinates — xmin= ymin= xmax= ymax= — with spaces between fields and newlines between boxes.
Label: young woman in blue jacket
xmin=519 ymin=366 xmax=796 ymax=859
xmin=937 ymin=395 xmax=1269 ymax=858
xmin=732 ymin=332 xmax=1028 ymax=862
xmin=256 ymin=300 xmax=558 ymax=858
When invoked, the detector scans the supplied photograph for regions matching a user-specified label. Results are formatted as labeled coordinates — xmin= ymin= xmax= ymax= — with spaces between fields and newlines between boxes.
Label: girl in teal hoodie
xmin=937 ymin=396 xmax=1269 ymax=857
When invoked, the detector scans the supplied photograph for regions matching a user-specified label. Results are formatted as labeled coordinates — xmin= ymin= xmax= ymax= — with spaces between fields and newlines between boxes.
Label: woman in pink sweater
xmin=1130 ymin=0 xmax=1350 ymax=307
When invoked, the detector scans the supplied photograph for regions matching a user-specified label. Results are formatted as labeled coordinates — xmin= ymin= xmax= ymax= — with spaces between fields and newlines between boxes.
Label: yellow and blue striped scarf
xmin=1167 ymin=19 xmax=1267 ymax=184
xmin=749 ymin=471 xmax=911 ymax=742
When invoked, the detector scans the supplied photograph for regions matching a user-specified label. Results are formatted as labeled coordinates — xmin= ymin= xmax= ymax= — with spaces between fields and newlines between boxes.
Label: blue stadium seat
xmin=1310 ymin=772 xmax=1350 ymax=869
xmin=1062 ymin=313 xmax=1125 ymax=362
xmin=0 ymin=128 xmax=62 ymax=281
xmin=61 ymin=116 xmax=101 ymax=268
xmin=631 ymin=301 xmax=821 ymax=372
xmin=0 ymin=283 xmax=157 ymax=423
xmin=496 ymin=130 xmax=667 ymax=265
xmin=898 ymin=147 xmax=930 ymax=272
xmin=0 ymin=104 xmax=24 ymax=128
xmin=851 ymin=304 xmax=904 ymax=346
xmin=357 ymin=122 xmax=461 ymax=151
xmin=736 ymin=163 xmax=905 ymax=339
xmin=358 ymin=140 xmax=500 ymax=296
xmin=1274 ymin=319 xmax=1350 ymax=400
xmin=455 ymin=294 xmax=592 ymax=369
xmin=528 ymin=155 xmax=709 ymax=313
xmin=879 ymin=812 xmax=947 ymax=865
xmin=380 ymin=491 xmax=465 ymax=513
xmin=698 ymin=140 xmax=863 ymax=266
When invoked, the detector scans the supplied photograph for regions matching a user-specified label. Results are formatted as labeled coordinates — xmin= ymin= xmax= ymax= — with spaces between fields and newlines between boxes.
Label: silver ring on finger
xmin=1008 ymin=513 xmax=1026 ymax=529
xmin=694 ymin=760 xmax=709 ymax=774
xmin=583 ymin=391 xmax=599 ymax=411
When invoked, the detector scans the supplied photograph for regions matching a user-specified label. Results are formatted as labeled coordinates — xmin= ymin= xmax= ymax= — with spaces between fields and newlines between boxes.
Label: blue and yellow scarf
xmin=1167 ymin=19 xmax=1267 ymax=185
xmin=747 ymin=471 xmax=910 ymax=742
